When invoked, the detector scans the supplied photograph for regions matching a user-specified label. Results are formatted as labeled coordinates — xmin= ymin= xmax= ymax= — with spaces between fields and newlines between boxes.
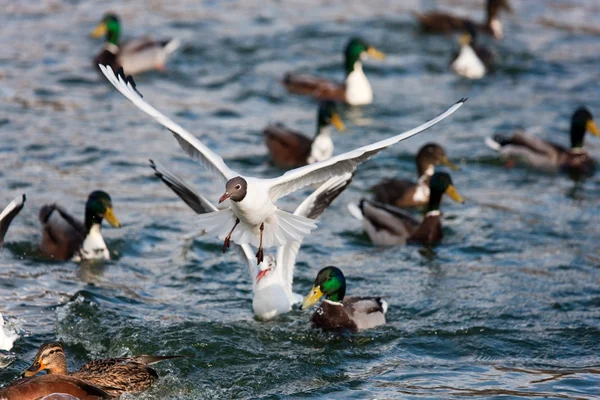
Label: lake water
xmin=1 ymin=0 xmax=600 ymax=398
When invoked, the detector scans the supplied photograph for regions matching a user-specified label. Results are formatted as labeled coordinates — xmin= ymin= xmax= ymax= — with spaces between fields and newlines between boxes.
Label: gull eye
xmin=235 ymin=184 xmax=241 ymax=190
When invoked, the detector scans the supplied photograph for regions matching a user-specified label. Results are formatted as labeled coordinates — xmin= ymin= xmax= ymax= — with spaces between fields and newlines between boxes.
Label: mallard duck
xmin=92 ymin=13 xmax=180 ymax=76
xmin=371 ymin=143 xmax=458 ymax=208
xmin=300 ymin=266 xmax=387 ymax=332
xmin=350 ymin=172 xmax=463 ymax=246
xmin=0 ymin=194 xmax=25 ymax=248
xmin=38 ymin=191 xmax=120 ymax=262
xmin=485 ymin=107 xmax=599 ymax=176
xmin=22 ymin=342 xmax=181 ymax=398
xmin=263 ymin=101 xmax=345 ymax=169
xmin=414 ymin=0 xmax=512 ymax=39
xmin=150 ymin=160 xmax=352 ymax=320
xmin=283 ymin=37 xmax=385 ymax=106
xmin=450 ymin=22 xmax=494 ymax=79
xmin=0 ymin=375 xmax=110 ymax=400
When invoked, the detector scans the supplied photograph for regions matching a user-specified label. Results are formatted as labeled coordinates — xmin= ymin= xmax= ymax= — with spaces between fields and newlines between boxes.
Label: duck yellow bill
xmin=459 ymin=33 xmax=472 ymax=46
xmin=23 ymin=362 xmax=44 ymax=377
xmin=587 ymin=120 xmax=599 ymax=136
xmin=91 ymin=22 xmax=107 ymax=38
xmin=104 ymin=207 xmax=121 ymax=228
xmin=445 ymin=185 xmax=464 ymax=203
xmin=301 ymin=285 xmax=324 ymax=310
xmin=442 ymin=156 xmax=460 ymax=171
xmin=367 ymin=47 xmax=385 ymax=60
xmin=331 ymin=113 xmax=345 ymax=132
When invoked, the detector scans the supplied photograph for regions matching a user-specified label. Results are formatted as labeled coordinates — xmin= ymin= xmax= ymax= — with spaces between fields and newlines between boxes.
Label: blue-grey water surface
xmin=1 ymin=0 xmax=600 ymax=398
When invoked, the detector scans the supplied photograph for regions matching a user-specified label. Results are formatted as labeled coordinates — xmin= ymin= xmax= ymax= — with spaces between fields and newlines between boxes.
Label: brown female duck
xmin=0 ymin=374 xmax=110 ymax=400
xmin=300 ymin=266 xmax=387 ymax=332
xmin=414 ymin=0 xmax=512 ymax=39
xmin=22 ymin=342 xmax=181 ymax=398
xmin=263 ymin=101 xmax=345 ymax=169
xmin=351 ymin=172 xmax=463 ymax=246
xmin=371 ymin=143 xmax=458 ymax=208
xmin=485 ymin=107 xmax=599 ymax=177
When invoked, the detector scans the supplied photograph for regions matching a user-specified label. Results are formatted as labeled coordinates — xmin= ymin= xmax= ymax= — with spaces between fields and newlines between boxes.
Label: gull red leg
xmin=255 ymin=223 xmax=264 ymax=264
xmin=222 ymin=218 xmax=240 ymax=253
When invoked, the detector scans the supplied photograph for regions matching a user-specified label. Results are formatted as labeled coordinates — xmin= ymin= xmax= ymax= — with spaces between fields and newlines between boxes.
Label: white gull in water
xmin=151 ymin=160 xmax=352 ymax=320
xmin=100 ymin=65 xmax=465 ymax=264
xmin=0 ymin=313 xmax=18 ymax=351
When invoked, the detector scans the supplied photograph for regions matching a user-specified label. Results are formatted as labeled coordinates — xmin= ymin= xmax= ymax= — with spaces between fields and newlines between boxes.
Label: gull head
xmin=220 ymin=177 xmax=248 ymax=203
xmin=256 ymin=254 xmax=276 ymax=283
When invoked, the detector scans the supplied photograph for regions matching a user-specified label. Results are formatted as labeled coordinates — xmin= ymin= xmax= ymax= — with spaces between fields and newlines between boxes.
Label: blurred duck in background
xmin=371 ymin=143 xmax=458 ymax=208
xmin=486 ymin=107 xmax=599 ymax=177
xmin=283 ymin=37 xmax=385 ymax=106
xmin=450 ymin=22 xmax=494 ymax=79
xmin=263 ymin=101 xmax=345 ymax=169
xmin=92 ymin=13 xmax=180 ymax=75
xmin=415 ymin=0 xmax=512 ymax=40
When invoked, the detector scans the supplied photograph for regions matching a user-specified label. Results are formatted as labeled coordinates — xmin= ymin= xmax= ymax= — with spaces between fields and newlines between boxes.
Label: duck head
xmin=301 ymin=266 xmax=346 ymax=309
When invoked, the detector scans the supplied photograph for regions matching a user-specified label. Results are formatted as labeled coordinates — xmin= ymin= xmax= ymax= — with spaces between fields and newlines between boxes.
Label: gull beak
xmin=256 ymin=268 xmax=270 ymax=283
xmin=23 ymin=362 xmax=44 ymax=378
xmin=219 ymin=192 xmax=231 ymax=204
xmin=91 ymin=22 xmax=107 ymax=38
xmin=587 ymin=120 xmax=599 ymax=137
xmin=442 ymin=156 xmax=460 ymax=171
xmin=331 ymin=113 xmax=345 ymax=132
xmin=459 ymin=33 xmax=472 ymax=46
xmin=366 ymin=46 xmax=385 ymax=60
xmin=300 ymin=285 xmax=324 ymax=310
xmin=104 ymin=207 xmax=121 ymax=228
xmin=445 ymin=185 xmax=464 ymax=204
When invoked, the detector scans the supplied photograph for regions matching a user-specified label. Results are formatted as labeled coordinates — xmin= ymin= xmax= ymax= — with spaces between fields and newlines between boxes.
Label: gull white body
xmin=345 ymin=62 xmax=373 ymax=106
xmin=0 ymin=313 xmax=18 ymax=351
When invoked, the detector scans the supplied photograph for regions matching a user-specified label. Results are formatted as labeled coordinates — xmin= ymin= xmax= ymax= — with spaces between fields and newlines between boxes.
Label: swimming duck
xmin=414 ymin=0 xmax=512 ymax=39
xmin=22 ymin=342 xmax=181 ymax=398
xmin=263 ymin=101 xmax=345 ymax=169
xmin=0 ymin=374 xmax=110 ymax=400
xmin=150 ymin=160 xmax=352 ymax=320
xmin=350 ymin=172 xmax=464 ymax=246
xmin=283 ymin=37 xmax=385 ymax=106
xmin=0 ymin=194 xmax=26 ymax=248
xmin=371 ymin=143 xmax=458 ymax=208
xmin=38 ymin=191 xmax=120 ymax=262
xmin=92 ymin=13 xmax=179 ymax=76
xmin=450 ymin=23 xmax=494 ymax=79
xmin=485 ymin=107 xmax=599 ymax=176
xmin=300 ymin=266 xmax=387 ymax=332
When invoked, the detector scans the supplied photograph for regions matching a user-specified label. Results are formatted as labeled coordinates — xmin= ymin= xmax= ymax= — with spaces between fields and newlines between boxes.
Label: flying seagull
xmin=151 ymin=160 xmax=352 ymax=320
xmin=0 ymin=194 xmax=26 ymax=248
xmin=99 ymin=65 xmax=465 ymax=264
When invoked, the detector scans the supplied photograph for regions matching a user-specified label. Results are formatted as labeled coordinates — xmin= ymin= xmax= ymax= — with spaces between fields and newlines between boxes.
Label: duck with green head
xmin=486 ymin=107 xmax=599 ymax=177
xmin=300 ymin=266 xmax=387 ymax=332
xmin=283 ymin=37 xmax=385 ymax=106
xmin=39 ymin=191 xmax=121 ymax=261
xmin=371 ymin=143 xmax=459 ymax=208
xmin=349 ymin=172 xmax=464 ymax=246
xmin=92 ymin=13 xmax=180 ymax=76
xmin=263 ymin=101 xmax=346 ymax=169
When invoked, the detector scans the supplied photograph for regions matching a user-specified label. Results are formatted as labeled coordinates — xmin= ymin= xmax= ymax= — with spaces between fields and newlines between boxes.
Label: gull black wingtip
xmin=457 ymin=97 xmax=468 ymax=104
